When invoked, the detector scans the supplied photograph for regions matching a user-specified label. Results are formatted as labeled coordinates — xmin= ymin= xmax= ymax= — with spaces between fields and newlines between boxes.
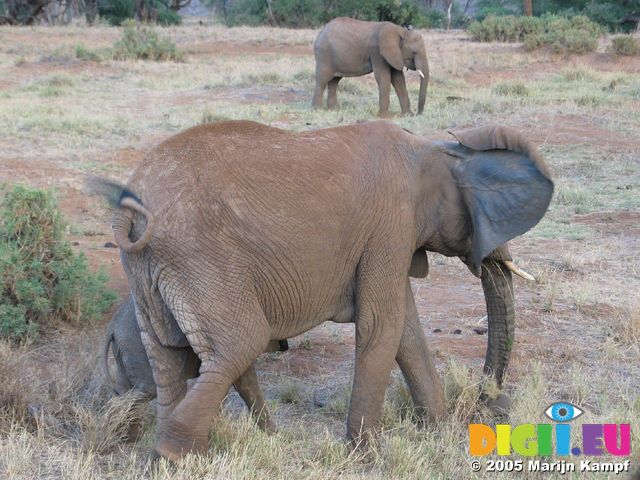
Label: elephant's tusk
xmin=503 ymin=260 xmax=536 ymax=282
xmin=417 ymin=69 xmax=425 ymax=79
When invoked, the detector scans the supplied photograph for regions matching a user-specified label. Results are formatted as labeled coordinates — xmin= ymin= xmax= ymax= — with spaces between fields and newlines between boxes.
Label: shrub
xmin=611 ymin=35 xmax=640 ymax=56
xmin=468 ymin=15 xmax=544 ymax=42
xmin=471 ymin=14 xmax=602 ymax=54
xmin=0 ymin=185 xmax=116 ymax=342
xmin=98 ymin=0 xmax=136 ymax=26
xmin=112 ymin=20 xmax=184 ymax=62
xmin=492 ymin=81 xmax=529 ymax=96
xmin=75 ymin=45 xmax=102 ymax=62
xmin=156 ymin=8 xmax=182 ymax=25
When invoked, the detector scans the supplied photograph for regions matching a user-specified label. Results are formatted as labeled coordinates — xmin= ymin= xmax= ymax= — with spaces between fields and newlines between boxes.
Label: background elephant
xmin=313 ymin=17 xmax=429 ymax=116
xmin=97 ymin=120 xmax=552 ymax=461
xmin=103 ymin=295 xmax=287 ymax=433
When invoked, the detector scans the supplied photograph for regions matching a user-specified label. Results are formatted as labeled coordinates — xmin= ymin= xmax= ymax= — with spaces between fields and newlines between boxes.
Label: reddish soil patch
xmin=523 ymin=114 xmax=640 ymax=151
xmin=187 ymin=40 xmax=312 ymax=57
xmin=575 ymin=211 xmax=640 ymax=235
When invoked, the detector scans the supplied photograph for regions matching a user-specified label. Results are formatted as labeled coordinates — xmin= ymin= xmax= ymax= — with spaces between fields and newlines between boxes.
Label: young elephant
xmin=103 ymin=296 xmax=288 ymax=433
xmin=313 ymin=17 xmax=429 ymax=116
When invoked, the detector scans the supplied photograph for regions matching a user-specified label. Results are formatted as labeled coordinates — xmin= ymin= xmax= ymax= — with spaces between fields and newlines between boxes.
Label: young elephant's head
xmin=415 ymin=125 xmax=554 ymax=392
xmin=378 ymin=24 xmax=429 ymax=113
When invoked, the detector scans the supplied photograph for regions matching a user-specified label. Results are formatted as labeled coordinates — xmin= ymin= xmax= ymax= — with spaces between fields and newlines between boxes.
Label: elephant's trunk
xmin=480 ymin=259 xmax=515 ymax=388
xmin=416 ymin=55 xmax=429 ymax=115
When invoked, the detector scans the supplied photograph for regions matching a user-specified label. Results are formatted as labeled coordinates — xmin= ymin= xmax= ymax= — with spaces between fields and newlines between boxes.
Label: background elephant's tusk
xmin=417 ymin=69 xmax=425 ymax=78
xmin=503 ymin=260 xmax=536 ymax=282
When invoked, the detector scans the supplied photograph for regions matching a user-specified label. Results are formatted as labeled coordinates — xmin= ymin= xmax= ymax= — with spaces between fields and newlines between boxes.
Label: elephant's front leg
xmin=373 ymin=62 xmax=392 ymax=117
xmin=396 ymin=278 xmax=446 ymax=422
xmin=348 ymin=277 xmax=405 ymax=447
xmin=390 ymin=70 xmax=411 ymax=115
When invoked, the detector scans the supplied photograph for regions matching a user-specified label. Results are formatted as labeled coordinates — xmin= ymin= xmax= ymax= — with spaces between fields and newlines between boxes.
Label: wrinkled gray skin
xmin=313 ymin=17 xmax=429 ymax=116
xmin=104 ymin=296 xmax=286 ymax=433
xmin=99 ymin=121 xmax=553 ymax=461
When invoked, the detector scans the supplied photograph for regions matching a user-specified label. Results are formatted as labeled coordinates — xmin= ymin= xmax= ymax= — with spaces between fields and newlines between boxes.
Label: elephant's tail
xmin=88 ymin=177 xmax=155 ymax=253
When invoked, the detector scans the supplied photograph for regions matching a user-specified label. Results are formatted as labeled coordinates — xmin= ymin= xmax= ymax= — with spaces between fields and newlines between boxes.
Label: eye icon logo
xmin=544 ymin=402 xmax=584 ymax=422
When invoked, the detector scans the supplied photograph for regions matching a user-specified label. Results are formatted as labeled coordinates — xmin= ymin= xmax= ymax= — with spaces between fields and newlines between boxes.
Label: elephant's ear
xmin=409 ymin=248 xmax=428 ymax=278
xmin=379 ymin=24 xmax=405 ymax=71
xmin=450 ymin=125 xmax=554 ymax=269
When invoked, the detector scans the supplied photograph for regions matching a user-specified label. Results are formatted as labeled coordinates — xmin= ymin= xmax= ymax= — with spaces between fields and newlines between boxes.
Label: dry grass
xmin=0 ymin=19 xmax=639 ymax=479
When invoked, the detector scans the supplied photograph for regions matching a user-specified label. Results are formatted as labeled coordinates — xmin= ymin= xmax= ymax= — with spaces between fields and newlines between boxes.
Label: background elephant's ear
xmin=452 ymin=129 xmax=554 ymax=269
xmin=379 ymin=24 xmax=405 ymax=71
xmin=408 ymin=248 xmax=428 ymax=278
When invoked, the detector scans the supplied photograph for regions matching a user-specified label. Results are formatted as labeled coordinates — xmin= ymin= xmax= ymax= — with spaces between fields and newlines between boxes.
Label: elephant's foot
xmin=400 ymin=110 xmax=415 ymax=117
xmin=155 ymin=426 xmax=208 ymax=462
xmin=346 ymin=431 xmax=379 ymax=461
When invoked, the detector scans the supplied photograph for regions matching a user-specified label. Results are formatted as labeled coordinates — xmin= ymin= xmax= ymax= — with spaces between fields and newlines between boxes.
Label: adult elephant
xmin=98 ymin=121 xmax=553 ymax=461
xmin=313 ymin=17 xmax=429 ymax=116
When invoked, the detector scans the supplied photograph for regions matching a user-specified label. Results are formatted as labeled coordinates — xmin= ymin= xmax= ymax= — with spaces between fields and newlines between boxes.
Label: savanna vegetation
xmin=0 ymin=0 xmax=639 ymax=478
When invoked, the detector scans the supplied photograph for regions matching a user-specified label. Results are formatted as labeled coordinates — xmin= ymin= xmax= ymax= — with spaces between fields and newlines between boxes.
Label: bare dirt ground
xmin=0 ymin=19 xmax=639 ymax=479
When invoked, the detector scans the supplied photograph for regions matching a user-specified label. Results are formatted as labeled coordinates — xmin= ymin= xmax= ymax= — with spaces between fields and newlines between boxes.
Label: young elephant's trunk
xmin=416 ymin=56 xmax=429 ymax=114
xmin=480 ymin=259 xmax=515 ymax=388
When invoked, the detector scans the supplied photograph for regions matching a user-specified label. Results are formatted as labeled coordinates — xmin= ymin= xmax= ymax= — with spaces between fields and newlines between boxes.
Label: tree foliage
xmin=476 ymin=0 xmax=640 ymax=32
xmin=218 ymin=0 xmax=468 ymax=28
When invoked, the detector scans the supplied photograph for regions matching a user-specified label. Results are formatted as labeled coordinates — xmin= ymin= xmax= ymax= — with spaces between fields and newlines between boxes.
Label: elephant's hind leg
xmin=327 ymin=77 xmax=342 ymax=110
xmin=155 ymin=295 xmax=271 ymax=461
xmin=313 ymin=63 xmax=335 ymax=109
xmin=396 ymin=279 xmax=446 ymax=423
xmin=233 ymin=364 xmax=275 ymax=433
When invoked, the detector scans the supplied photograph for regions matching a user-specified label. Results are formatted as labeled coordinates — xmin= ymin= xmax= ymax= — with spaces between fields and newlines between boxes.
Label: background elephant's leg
xmin=373 ymin=63 xmax=392 ymax=116
xmin=396 ymin=279 xmax=446 ymax=422
xmin=312 ymin=65 xmax=333 ymax=109
xmin=155 ymin=300 xmax=270 ymax=460
xmin=347 ymin=277 xmax=405 ymax=447
xmin=326 ymin=77 xmax=342 ymax=110
xmin=390 ymin=70 xmax=411 ymax=115
xmin=233 ymin=363 xmax=275 ymax=433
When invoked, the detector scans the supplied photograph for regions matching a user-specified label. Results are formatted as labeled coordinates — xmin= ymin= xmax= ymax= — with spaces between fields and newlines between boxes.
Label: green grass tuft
xmin=112 ymin=20 xmax=184 ymax=62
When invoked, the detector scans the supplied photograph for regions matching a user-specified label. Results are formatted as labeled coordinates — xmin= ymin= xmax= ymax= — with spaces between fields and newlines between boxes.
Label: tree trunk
xmin=524 ymin=0 xmax=532 ymax=16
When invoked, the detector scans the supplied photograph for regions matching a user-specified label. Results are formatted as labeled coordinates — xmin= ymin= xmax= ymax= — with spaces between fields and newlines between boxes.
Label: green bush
xmin=99 ymin=0 xmax=183 ymax=26
xmin=611 ymin=35 xmax=640 ymax=55
xmin=75 ymin=45 xmax=102 ymax=62
xmin=0 ymin=185 xmax=116 ymax=342
xmin=156 ymin=8 xmax=182 ymax=25
xmin=468 ymin=15 xmax=543 ymax=42
xmin=112 ymin=20 xmax=184 ymax=62
xmin=527 ymin=15 xmax=601 ymax=53
xmin=477 ymin=0 xmax=640 ymax=33
xmin=470 ymin=14 xmax=602 ymax=53
xmin=98 ymin=0 xmax=135 ymax=26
